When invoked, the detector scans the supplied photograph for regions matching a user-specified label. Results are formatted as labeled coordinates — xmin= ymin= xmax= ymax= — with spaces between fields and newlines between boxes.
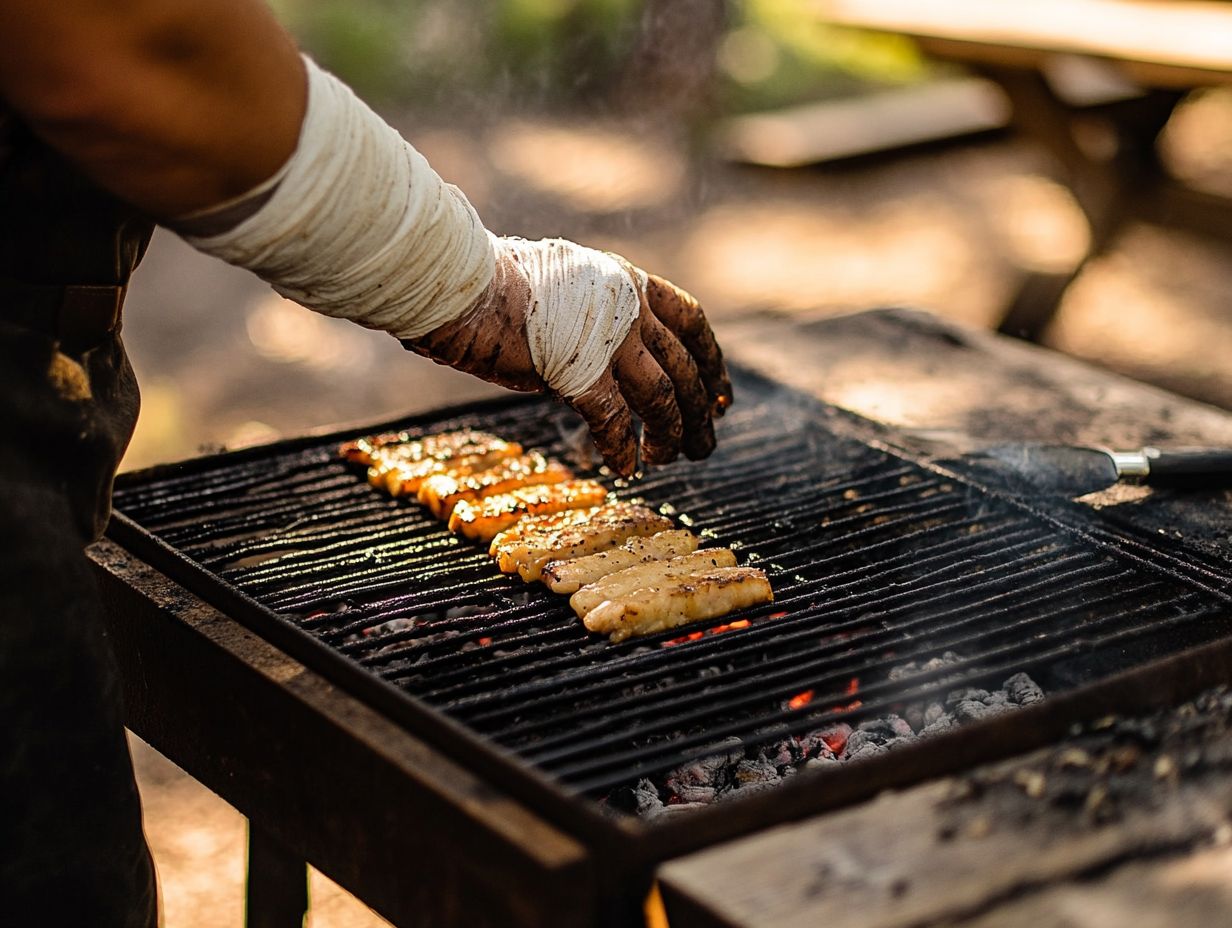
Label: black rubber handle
xmin=1147 ymin=449 xmax=1232 ymax=487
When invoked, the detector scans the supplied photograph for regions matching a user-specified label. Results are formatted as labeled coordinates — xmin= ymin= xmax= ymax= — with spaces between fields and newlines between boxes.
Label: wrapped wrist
xmin=491 ymin=236 xmax=642 ymax=400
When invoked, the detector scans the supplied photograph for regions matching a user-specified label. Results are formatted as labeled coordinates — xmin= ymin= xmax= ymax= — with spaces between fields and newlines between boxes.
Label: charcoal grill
xmin=97 ymin=310 xmax=1232 ymax=927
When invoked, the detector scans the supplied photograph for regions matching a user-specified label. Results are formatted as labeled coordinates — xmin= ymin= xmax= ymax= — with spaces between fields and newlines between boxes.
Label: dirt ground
xmin=117 ymin=94 xmax=1232 ymax=925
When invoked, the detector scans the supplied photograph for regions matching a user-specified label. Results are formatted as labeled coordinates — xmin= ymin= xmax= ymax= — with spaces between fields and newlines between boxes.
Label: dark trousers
xmin=0 ymin=317 xmax=158 ymax=927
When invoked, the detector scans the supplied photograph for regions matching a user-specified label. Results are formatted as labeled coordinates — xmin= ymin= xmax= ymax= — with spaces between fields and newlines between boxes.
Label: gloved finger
xmin=612 ymin=331 xmax=684 ymax=467
xmin=644 ymin=274 xmax=733 ymax=416
xmin=570 ymin=369 xmax=639 ymax=477
xmin=638 ymin=309 xmax=715 ymax=461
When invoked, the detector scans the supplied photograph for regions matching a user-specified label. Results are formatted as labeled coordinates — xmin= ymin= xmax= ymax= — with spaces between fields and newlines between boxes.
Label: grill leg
xmin=246 ymin=822 xmax=308 ymax=928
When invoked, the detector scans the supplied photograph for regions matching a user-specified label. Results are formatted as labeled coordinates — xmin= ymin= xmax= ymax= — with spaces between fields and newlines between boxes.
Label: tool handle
xmin=1148 ymin=449 xmax=1232 ymax=487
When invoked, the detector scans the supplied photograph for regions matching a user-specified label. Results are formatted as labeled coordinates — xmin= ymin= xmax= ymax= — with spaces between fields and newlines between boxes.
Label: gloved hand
xmin=405 ymin=237 xmax=732 ymax=477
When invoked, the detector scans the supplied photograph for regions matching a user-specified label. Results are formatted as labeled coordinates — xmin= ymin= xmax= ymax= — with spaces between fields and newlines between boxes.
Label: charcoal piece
xmin=765 ymin=740 xmax=798 ymax=768
xmin=1004 ymin=672 xmax=1045 ymax=706
xmin=903 ymin=699 xmax=946 ymax=732
xmin=667 ymin=759 xmax=723 ymax=789
xmin=667 ymin=783 xmax=718 ymax=804
xmin=947 ymin=686 xmax=991 ymax=707
xmin=952 ymin=699 xmax=1014 ymax=723
xmin=845 ymin=740 xmax=890 ymax=762
xmin=850 ymin=716 xmax=915 ymax=753
xmin=722 ymin=777 xmax=783 ymax=798
xmin=804 ymin=754 xmax=839 ymax=770
xmin=859 ymin=714 xmax=914 ymax=739
xmin=797 ymin=722 xmax=852 ymax=759
xmin=606 ymin=671 xmax=1048 ymax=816
xmin=921 ymin=715 xmax=956 ymax=737
xmin=903 ymin=704 xmax=924 ymax=730
xmin=606 ymin=778 xmax=664 ymax=817
xmin=844 ymin=730 xmax=880 ymax=756
xmin=734 ymin=756 xmax=780 ymax=786
xmin=889 ymin=651 xmax=964 ymax=681
xmin=664 ymin=739 xmax=745 ymax=798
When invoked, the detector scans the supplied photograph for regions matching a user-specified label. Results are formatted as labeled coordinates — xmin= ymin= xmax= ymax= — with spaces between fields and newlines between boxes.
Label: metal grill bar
xmin=112 ymin=372 xmax=1232 ymax=804
xmin=444 ymin=529 xmax=1061 ymax=721
xmin=515 ymin=568 xmax=1155 ymax=764
xmin=352 ymin=510 xmax=1015 ymax=675
xmin=411 ymin=520 xmax=1037 ymax=702
xmin=460 ymin=557 xmax=1132 ymax=734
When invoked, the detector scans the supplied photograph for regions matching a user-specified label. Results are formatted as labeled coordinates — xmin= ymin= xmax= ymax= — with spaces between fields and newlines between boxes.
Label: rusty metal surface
xmin=90 ymin=540 xmax=596 ymax=928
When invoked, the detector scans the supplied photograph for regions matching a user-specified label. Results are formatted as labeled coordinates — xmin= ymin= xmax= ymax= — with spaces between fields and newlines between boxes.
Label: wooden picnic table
xmin=814 ymin=0 xmax=1232 ymax=340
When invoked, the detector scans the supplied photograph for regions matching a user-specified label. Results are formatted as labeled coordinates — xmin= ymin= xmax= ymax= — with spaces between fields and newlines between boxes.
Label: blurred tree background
xmin=268 ymin=0 xmax=929 ymax=118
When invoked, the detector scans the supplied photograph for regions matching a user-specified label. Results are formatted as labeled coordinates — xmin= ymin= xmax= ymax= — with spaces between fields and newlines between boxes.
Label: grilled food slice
xmin=342 ymin=428 xmax=514 ymax=468
xmin=581 ymin=567 xmax=773 ymax=643
xmin=447 ymin=479 xmax=608 ymax=542
xmin=367 ymin=432 xmax=523 ymax=497
xmin=542 ymin=529 xmax=699 ymax=594
xmin=339 ymin=431 xmax=408 ymax=466
xmin=491 ymin=503 xmax=674 ymax=582
xmin=373 ymin=451 xmax=513 ymax=498
xmin=570 ymin=549 xmax=738 ymax=617
xmin=417 ymin=453 xmax=574 ymax=519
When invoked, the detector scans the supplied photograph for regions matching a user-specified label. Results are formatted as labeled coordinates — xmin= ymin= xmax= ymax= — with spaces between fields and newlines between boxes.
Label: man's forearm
xmin=0 ymin=0 xmax=306 ymax=218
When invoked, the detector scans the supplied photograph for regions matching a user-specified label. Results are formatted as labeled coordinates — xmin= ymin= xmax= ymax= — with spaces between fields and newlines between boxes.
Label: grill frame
xmin=106 ymin=367 xmax=1232 ymax=872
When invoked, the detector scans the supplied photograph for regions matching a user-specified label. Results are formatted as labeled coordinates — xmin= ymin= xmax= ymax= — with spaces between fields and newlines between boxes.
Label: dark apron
xmin=0 ymin=113 xmax=159 ymax=928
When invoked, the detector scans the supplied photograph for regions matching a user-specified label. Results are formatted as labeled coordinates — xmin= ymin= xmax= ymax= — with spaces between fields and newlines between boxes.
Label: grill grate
xmin=113 ymin=371 xmax=1232 ymax=799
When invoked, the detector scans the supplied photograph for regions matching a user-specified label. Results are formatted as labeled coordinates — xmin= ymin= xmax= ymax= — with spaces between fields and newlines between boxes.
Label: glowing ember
xmin=767 ymin=611 xmax=788 ymax=619
xmin=710 ymin=619 xmax=751 ymax=634
xmin=607 ymin=670 xmax=1047 ymax=818
xmin=787 ymin=690 xmax=815 ymax=710
xmin=477 ymin=636 xmax=493 ymax=647
xmin=831 ymin=681 xmax=862 ymax=714
xmin=787 ymin=678 xmax=859 ymax=713
xmin=661 ymin=618 xmax=751 ymax=647
xmin=820 ymin=727 xmax=849 ymax=754
xmin=662 ymin=631 xmax=706 ymax=647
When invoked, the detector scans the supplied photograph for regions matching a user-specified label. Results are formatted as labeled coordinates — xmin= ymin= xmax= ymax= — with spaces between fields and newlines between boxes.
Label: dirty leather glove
xmin=405 ymin=236 xmax=732 ymax=477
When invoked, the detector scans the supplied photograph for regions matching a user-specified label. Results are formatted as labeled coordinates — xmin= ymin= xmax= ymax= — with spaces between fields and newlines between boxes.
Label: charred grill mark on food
xmin=340 ymin=428 xmax=773 ymax=640
xmin=490 ymin=502 xmax=674 ymax=582
xmin=448 ymin=479 xmax=609 ymax=542
xmin=418 ymin=453 xmax=574 ymax=519
xmin=542 ymin=529 xmax=700 ymax=594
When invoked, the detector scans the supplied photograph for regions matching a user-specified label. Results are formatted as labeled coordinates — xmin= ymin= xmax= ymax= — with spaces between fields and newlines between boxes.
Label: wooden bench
xmin=811 ymin=0 xmax=1232 ymax=340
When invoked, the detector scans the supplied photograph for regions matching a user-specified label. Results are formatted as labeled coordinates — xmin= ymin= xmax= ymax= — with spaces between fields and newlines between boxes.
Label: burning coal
xmin=605 ymin=652 xmax=1044 ymax=819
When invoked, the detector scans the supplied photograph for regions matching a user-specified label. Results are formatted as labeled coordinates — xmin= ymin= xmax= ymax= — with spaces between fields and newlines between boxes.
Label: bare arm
xmin=0 ymin=0 xmax=306 ymax=218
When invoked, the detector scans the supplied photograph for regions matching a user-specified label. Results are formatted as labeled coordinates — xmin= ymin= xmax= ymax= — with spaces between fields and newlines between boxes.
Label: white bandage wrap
xmin=497 ymin=237 xmax=643 ymax=400
xmin=181 ymin=56 xmax=494 ymax=340
xmin=181 ymin=57 xmax=645 ymax=399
